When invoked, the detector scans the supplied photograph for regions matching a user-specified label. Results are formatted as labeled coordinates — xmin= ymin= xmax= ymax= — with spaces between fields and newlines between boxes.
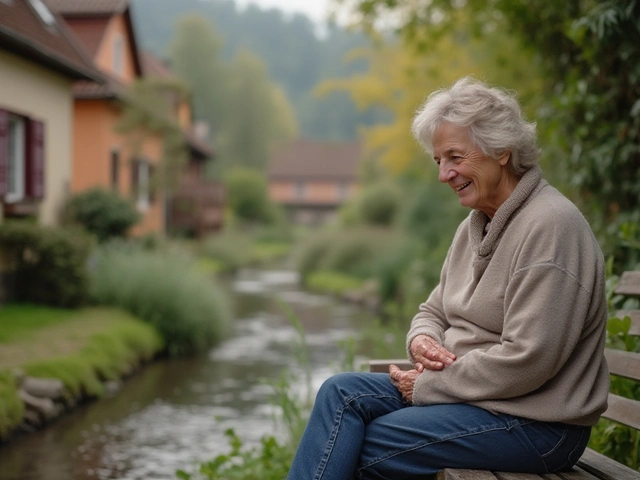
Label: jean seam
xmin=552 ymin=427 xmax=589 ymax=473
xmin=314 ymin=392 xmax=405 ymax=480
xmin=540 ymin=426 xmax=568 ymax=459
xmin=358 ymin=421 xmax=520 ymax=472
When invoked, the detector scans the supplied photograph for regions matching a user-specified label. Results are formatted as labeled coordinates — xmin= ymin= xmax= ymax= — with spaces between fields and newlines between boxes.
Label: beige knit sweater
xmin=407 ymin=166 xmax=609 ymax=426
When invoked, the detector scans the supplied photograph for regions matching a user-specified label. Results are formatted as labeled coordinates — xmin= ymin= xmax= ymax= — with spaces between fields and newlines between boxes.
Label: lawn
xmin=0 ymin=304 xmax=164 ymax=439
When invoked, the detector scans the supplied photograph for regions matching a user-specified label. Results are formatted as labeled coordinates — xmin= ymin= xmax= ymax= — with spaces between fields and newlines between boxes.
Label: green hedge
xmin=0 ymin=222 xmax=92 ymax=307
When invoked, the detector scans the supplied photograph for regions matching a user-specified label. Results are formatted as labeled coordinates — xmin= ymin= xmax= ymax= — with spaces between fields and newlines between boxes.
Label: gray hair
xmin=411 ymin=77 xmax=540 ymax=176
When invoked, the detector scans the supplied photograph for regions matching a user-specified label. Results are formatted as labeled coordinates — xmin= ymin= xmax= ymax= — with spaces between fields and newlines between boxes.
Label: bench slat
xmin=604 ymin=348 xmax=640 ymax=381
xmin=602 ymin=393 xmax=640 ymax=430
xmin=438 ymin=469 xmax=498 ymax=479
xmin=578 ymin=447 xmax=640 ymax=479
xmin=615 ymin=310 xmax=640 ymax=336
xmin=494 ymin=473 xmax=550 ymax=479
xmin=553 ymin=466 xmax=601 ymax=479
xmin=615 ymin=272 xmax=640 ymax=296
xmin=369 ymin=359 xmax=411 ymax=373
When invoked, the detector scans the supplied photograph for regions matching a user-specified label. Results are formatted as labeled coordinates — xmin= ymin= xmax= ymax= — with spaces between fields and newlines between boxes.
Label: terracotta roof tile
xmin=45 ymin=0 xmax=127 ymax=15
xmin=268 ymin=140 xmax=362 ymax=180
xmin=0 ymin=0 xmax=102 ymax=80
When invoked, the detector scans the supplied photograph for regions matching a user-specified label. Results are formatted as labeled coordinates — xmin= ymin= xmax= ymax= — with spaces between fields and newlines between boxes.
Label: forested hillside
xmin=131 ymin=0 xmax=387 ymax=140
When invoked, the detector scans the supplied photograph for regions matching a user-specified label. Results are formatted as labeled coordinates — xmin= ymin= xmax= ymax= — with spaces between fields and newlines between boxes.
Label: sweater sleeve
xmin=412 ymin=263 xmax=591 ymax=405
xmin=405 ymin=257 xmax=451 ymax=360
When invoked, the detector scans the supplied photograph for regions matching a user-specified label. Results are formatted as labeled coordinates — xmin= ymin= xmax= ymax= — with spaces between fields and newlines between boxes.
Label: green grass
xmin=0 ymin=305 xmax=164 ymax=440
xmin=0 ymin=371 xmax=23 ymax=441
xmin=0 ymin=305 xmax=77 ymax=343
xmin=305 ymin=270 xmax=366 ymax=295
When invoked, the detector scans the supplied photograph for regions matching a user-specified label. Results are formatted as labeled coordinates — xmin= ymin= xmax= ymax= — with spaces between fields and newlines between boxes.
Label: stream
xmin=0 ymin=269 xmax=371 ymax=480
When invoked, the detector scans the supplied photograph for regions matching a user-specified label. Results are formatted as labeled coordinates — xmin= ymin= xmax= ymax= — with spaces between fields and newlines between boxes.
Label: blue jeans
xmin=287 ymin=372 xmax=591 ymax=480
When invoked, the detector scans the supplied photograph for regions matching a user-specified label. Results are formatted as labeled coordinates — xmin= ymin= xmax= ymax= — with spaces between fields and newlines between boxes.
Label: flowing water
xmin=0 ymin=269 xmax=371 ymax=480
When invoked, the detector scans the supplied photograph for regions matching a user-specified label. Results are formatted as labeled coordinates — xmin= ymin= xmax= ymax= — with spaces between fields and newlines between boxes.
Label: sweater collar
xmin=469 ymin=165 xmax=543 ymax=257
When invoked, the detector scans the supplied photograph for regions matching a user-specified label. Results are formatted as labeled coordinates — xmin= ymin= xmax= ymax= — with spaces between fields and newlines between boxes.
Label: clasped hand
xmin=389 ymin=335 xmax=456 ymax=403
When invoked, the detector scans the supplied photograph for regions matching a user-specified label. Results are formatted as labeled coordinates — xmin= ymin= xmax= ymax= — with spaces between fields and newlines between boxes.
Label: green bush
xmin=224 ymin=167 xmax=276 ymax=224
xmin=0 ymin=222 xmax=92 ymax=307
xmin=355 ymin=181 xmax=403 ymax=226
xmin=295 ymin=227 xmax=404 ymax=281
xmin=306 ymin=270 xmax=365 ymax=295
xmin=200 ymin=231 xmax=254 ymax=273
xmin=89 ymin=243 xmax=231 ymax=355
xmin=67 ymin=188 xmax=141 ymax=242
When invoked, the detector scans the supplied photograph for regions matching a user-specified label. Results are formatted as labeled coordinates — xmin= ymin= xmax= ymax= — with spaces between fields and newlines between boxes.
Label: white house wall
xmin=0 ymin=50 xmax=74 ymax=226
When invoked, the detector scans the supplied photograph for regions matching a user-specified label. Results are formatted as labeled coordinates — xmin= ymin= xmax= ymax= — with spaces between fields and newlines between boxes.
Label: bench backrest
xmin=602 ymin=271 xmax=640 ymax=431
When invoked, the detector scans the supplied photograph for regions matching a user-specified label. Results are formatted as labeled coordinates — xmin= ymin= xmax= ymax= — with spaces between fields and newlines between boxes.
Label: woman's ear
xmin=497 ymin=150 xmax=511 ymax=167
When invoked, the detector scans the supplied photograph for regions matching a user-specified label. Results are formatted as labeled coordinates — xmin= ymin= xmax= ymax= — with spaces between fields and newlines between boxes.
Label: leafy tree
xmin=334 ymin=0 xmax=640 ymax=264
xmin=132 ymin=0 xmax=385 ymax=140
xmin=168 ymin=19 xmax=297 ymax=172
xmin=220 ymin=49 xmax=298 ymax=170
xmin=168 ymin=15 xmax=229 ymax=135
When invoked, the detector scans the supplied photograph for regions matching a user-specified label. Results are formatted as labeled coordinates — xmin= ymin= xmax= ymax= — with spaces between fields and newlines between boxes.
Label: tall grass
xmin=90 ymin=243 xmax=231 ymax=356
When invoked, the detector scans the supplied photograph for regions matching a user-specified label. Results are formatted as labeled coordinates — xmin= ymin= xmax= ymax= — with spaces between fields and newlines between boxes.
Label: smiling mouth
xmin=455 ymin=181 xmax=472 ymax=192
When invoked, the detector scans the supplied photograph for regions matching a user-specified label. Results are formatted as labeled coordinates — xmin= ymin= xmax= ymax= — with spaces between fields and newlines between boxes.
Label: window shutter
xmin=131 ymin=158 xmax=139 ymax=199
xmin=0 ymin=109 xmax=9 ymax=197
xmin=149 ymin=164 xmax=156 ymax=204
xmin=25 ymin=119 xmax=45 ymax=199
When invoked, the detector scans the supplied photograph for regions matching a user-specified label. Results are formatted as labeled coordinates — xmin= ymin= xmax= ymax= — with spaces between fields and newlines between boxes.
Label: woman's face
xmin=432 ymin=122 xmax=515 ymax=218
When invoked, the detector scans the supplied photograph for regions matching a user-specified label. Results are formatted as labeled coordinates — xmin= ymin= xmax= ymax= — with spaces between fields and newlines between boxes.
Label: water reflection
xmin=0 ymin=269 xmax=369 ymax=480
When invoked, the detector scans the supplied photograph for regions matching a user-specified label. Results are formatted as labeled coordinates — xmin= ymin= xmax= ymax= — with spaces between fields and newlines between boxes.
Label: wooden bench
xmin=369 ymin=271 xmax=640 ymax=480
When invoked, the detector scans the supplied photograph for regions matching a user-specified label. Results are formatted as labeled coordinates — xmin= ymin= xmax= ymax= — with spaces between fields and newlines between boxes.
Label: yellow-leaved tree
xmin=316 ymin=11 xmax=544 ymax=179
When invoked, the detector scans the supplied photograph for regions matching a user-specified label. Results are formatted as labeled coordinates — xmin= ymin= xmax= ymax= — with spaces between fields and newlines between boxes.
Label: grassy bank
xmin=0 ymin=304 xmax=164 ymax=440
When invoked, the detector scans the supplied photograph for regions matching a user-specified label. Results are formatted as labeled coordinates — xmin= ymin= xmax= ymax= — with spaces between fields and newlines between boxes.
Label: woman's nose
xmin=438 ymin=162 xmax=456 ymax=183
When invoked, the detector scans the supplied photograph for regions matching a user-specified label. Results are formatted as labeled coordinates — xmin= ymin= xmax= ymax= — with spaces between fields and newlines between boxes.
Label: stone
xmin=104 ymin=381 xmax=122 ymax=398
xmin=19 ymin=390 xmax=59 ymax=421
xmin=21 ymin=377 xmax=65 ymax=400
xmin=22 ymin=408 xmax=42 ymax=427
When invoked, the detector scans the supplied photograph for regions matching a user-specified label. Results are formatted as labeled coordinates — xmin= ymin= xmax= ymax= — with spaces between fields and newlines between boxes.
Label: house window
xmin=295 ymin=181 xmax=306 ymax=199
xmin=110 ymin=149 xmax=120 ymax=191
xmin=113 ymin=34 xmax=124 ymax=76
xmin=131 ymin=159 xmax=150 ymax=211
xmin=0 ymin=108 xmax=45 ymax=203
xmin=6 ymin=115 xmax=25 ymax=203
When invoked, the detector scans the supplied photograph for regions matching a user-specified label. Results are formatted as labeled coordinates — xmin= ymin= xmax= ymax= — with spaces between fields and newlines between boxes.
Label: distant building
xmin=268 ymin=139 xmax=361 ymax=225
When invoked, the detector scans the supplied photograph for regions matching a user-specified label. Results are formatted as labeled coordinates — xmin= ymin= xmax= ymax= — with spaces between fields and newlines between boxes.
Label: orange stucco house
xmin=46 ymin=0 xmax=168 ymax=235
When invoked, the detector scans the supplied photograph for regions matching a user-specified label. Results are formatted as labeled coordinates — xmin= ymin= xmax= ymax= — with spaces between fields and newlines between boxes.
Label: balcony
xmin=168 ymin=179 xmax=225 ymax=238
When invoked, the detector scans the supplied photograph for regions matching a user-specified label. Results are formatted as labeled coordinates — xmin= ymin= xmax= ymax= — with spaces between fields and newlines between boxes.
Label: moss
xmin=23 ymin=316 xmax=164 ymax=399
xmin=0 ymin=371 xmax=23 ymax=441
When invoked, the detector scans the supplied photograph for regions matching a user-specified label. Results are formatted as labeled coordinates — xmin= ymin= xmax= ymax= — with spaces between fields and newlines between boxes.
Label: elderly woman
xmin=286 ymin=77 xmax=609 ymax=480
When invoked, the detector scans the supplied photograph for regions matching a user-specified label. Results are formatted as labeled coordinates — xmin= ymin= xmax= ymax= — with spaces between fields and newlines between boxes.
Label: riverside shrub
xmin=0 ymin=222 xmax=92 ymax=307
xmin=67 ymin=188 xmax=141 ymax=242
xmin=89 ymin=244 xmax=231 ymax=355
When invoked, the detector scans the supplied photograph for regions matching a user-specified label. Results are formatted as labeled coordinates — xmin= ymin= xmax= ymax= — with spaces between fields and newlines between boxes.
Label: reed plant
xmin=89 ymin=243 xmax=231 ymax=356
